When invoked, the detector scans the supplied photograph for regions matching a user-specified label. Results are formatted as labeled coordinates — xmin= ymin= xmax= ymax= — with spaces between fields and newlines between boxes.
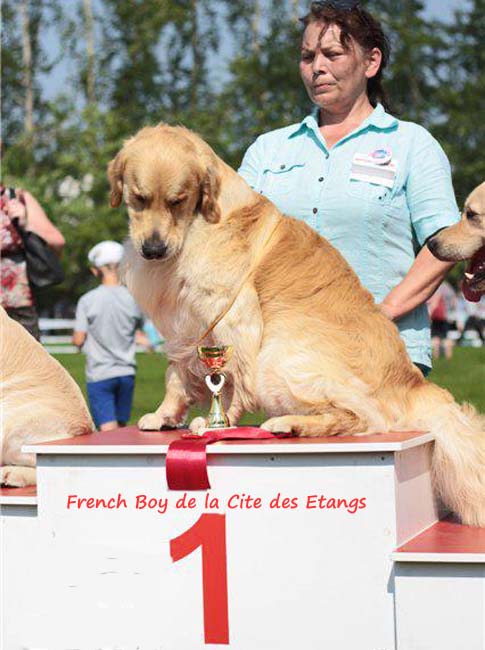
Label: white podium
xmin=1 ymin=427 xmax=484 ymax=650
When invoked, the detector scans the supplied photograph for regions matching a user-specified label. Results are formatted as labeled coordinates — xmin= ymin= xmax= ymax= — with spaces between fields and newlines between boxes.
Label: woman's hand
xmin=377 ymin=302 xmax=398 ymax=321
xmin=6 ymin=193 xmax=28 ymax=227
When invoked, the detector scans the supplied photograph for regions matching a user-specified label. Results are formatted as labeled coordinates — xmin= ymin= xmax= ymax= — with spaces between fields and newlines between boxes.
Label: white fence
xmin=39 ymin=318 xmax=77 ymax=353
xmin=39 ymin=318 xmax=164 ymax=354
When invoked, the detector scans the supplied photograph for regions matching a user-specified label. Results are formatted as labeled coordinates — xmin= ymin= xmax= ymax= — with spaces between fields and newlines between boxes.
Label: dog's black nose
xmin=141 ymin=239 xmax=168 ymax=259
xmin=427 ymin=236 xmax=438 ymax=256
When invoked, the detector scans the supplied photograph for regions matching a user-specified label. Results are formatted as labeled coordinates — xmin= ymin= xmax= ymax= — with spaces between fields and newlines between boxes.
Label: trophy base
xmin=199 ymin=425 xmax=237 ymax=436
xmin=186 ymin=425 xmax=238 ymax=438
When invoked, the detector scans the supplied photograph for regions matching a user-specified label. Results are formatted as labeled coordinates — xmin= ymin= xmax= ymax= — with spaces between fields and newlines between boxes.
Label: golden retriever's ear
xmin=107 ymin=153 xmax=125 ymax=208
xmin=199 ymin=165 xmax=221 ymax=223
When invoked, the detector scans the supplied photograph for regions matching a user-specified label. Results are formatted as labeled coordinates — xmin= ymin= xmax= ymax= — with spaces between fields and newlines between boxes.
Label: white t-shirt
xmin=75 ymin=285 xmax=143 ymax=382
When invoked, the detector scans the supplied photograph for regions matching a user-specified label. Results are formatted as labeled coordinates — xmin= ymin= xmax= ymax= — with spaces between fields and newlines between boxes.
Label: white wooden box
xmin=0 ymin=427 xmax=444 ymax=650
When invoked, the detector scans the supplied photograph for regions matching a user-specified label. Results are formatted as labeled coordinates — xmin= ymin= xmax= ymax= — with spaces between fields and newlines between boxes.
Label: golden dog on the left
xmin=0 ymin=307 xmax=93 ymax=486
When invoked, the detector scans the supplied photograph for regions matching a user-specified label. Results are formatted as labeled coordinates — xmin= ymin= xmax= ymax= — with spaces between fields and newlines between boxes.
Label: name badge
xmin=350 ymin=148 xmax=397 ymax=189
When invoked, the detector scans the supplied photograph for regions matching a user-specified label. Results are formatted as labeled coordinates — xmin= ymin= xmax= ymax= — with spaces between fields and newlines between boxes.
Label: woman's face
xmin=299 ymin=21 xmax=379 ymax=112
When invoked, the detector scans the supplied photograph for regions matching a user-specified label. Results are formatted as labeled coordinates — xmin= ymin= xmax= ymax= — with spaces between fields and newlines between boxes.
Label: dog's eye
xmin=168 ymin=195 xmax=187 ymax=207
xmin=466 ymin=208 xmax=478 ymax=220
xmin=132 ymin=192 xmax=146 ymax=204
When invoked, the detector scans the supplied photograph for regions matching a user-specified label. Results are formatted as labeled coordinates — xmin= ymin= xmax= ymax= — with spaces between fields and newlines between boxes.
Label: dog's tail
xmin=408 ymin=383 xmax=485 ymax=527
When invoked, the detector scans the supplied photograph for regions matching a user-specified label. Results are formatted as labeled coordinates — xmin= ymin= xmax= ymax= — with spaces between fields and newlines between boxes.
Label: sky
xmin=424 ymin=0 xmax=463 ymax=18
xmin=38 ymin=0 xmax=466 ymax=102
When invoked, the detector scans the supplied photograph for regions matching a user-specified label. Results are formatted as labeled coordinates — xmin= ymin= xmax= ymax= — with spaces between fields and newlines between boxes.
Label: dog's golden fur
xmin=0 ymin=307 xmax=93 ymax=486
xmin=109 ymin=124 xmax=485 ymax=526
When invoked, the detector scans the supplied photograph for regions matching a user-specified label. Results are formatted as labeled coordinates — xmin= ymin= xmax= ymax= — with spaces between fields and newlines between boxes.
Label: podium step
xmin=0 ymin=485 xmax=37 ymax=506
xmin=393 ymin=516 xmax=485 ymax=563
xmin=393 ymin=518 xmax=485 ymax=650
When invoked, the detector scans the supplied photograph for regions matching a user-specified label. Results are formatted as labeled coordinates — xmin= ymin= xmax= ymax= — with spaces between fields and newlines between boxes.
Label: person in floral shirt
xmin=1 ymin=186 xmax=65 ymax=339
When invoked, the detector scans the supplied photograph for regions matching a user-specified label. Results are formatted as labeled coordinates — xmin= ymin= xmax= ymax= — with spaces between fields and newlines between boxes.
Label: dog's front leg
xmin=226 ymin=399 xmax=244 ymax=426
xmin=138 ymin=363 xmax=191 ymax=430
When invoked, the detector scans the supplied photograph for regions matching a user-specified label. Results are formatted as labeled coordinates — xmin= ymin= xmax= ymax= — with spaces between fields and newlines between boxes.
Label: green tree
xmin=365 ymin=0 xmax=443 ymax=124
xmin=2 ymin=0 xmax=482 ymax=311
xmin=98 ymin=0 xmax=169 ymax=128
xmin=1 ymin=0 xmax=57 ymax=150
xmin=1 ymin=0 xmax=25 ymax=145
xmin=218 ymin=0 xmax=309 ymax=167
xmin=431 ymin=0 xmax=485 ymax=204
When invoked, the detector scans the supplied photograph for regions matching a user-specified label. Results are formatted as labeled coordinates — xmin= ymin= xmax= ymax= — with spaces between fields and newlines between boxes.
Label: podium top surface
xmin=23 ymin=426 xmax=434 ymax=455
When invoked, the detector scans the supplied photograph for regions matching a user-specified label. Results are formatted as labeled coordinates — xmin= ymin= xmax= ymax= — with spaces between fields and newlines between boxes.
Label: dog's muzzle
xmin=141 ymin=237 xmax=168 ymax=260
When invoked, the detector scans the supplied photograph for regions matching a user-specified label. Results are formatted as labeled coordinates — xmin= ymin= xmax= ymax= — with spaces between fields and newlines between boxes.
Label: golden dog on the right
xmin=110 ymin=126 xmax=485 ymax=527
xmin=428 ymin=181 xmax=485 ymax=301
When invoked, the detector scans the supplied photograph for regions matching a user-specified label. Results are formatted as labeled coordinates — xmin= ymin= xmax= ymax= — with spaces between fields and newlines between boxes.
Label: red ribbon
xmin=166 ymin=426 xmax=282 ymax=490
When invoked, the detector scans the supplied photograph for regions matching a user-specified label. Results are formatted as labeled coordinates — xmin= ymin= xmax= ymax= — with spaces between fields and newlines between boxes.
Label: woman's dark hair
xmin=300 ymin=3 xmax=391 ymax=110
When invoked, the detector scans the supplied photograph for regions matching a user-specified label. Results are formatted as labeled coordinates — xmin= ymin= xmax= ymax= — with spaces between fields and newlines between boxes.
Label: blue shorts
xmin=87 ymin=375 xmax=135 ymax=427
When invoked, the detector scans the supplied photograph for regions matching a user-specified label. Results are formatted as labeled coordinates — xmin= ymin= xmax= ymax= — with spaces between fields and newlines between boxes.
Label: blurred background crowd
xmin=428 ymin=281 xmax=484 ymax=360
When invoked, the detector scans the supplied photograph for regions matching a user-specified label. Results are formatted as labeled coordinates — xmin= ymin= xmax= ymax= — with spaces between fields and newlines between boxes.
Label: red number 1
xmin=170 ymin=513 xmax=230 ymax=645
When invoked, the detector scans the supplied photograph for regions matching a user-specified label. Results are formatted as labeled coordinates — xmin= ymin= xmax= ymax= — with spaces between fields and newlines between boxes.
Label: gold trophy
xmin=197 ymin=345 xmax=234 ymax=431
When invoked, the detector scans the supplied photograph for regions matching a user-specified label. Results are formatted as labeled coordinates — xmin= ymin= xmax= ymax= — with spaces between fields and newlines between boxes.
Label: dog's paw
xmin=138 ymin=412 xmax=180 ymax=431
xmin=0 ymin=465 xmax=37 ymax=487
xmin=260 ymin=416 xmax=295 ymax=434
xmin=189 ymin=416 xmax=208 ymax=435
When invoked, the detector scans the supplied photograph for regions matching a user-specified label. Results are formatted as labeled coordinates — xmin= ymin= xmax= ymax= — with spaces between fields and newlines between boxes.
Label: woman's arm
xmin=379 ymin=246 xmax=455 ymax=321
xmin=22 ymin=190 xmax=65 ymax=254
xmin=73 ymin=298 xmax=87 ymax=349
xmin=379 ymin=127 xmax=460 ymax=321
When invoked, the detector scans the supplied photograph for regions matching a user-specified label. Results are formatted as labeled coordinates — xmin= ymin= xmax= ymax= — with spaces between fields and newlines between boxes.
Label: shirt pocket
xmin=347 ymin=178 xmax=393 ymax=205
xmin=261 ymin=162 xmax=306 ymax=197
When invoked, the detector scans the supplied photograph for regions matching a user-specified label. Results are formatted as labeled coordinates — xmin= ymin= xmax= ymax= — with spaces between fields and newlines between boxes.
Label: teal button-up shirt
xmin=238 ymin=104 xmax=460 ymax=368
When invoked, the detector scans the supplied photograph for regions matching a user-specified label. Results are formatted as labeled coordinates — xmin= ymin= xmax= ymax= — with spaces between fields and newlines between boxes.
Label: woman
xmin=238 ymin=0 xmax=459 ymax=373
xmin=0 ymin=186 xmax=65 ymax=339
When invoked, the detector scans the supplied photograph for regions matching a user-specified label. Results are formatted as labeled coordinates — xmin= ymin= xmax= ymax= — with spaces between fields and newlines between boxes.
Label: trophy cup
xmin=197 ymin=345 xmax=234 ymax=431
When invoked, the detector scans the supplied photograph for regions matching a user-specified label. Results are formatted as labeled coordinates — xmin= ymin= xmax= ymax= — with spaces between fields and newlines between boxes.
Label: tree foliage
xmin=1 ymin=0 xmax=483 ymax=311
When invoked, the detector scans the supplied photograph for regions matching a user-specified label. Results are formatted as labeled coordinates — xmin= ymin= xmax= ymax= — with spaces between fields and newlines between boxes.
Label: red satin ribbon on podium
xmin=166 ymin=426 xmax=283 ymax=490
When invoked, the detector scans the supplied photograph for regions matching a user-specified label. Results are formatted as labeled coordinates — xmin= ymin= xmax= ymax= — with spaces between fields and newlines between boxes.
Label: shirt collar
xmin=289 ymin=103 xmax=398 ymax=138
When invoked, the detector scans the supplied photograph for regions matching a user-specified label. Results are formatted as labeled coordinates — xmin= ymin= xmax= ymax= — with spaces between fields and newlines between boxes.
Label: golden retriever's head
xmin=108 ymin=124 xmax=221 ymax=260
xmin=427 ymin=181 xmax=485 ymax=300
xmin=428 ymin=181 xmax=485 ymax=261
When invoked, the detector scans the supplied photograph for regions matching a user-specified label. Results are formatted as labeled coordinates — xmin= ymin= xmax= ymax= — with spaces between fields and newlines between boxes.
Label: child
xmin=73 ymin=241 xmax=144 ymax=430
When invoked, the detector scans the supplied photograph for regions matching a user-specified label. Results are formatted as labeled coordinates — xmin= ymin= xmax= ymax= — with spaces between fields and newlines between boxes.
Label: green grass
xmin=54 ymin=347 xmax=485 ymax=427
xmin=427 ymin=347 xmax=485 ymax=409
xmin=54 ymin=352 xmax=263 ymax=426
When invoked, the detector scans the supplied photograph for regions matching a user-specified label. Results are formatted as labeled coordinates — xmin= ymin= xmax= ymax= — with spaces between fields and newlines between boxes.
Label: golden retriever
xmin=428 ymin=181 xmax=485 ymax=301
xmin=108 ymin=124 xmax=485 ymax=526
xmin=0 ymin=307 xmax=93 ymax=486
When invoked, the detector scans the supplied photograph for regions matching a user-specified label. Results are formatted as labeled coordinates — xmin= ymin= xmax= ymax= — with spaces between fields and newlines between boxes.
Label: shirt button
xmin=318 ymin=177 xmax=324 ymax=182
xmin=313 ymin=208 xmax=318 ymax=214
xmin=280 ymin=164 xmax=286 ymax=170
